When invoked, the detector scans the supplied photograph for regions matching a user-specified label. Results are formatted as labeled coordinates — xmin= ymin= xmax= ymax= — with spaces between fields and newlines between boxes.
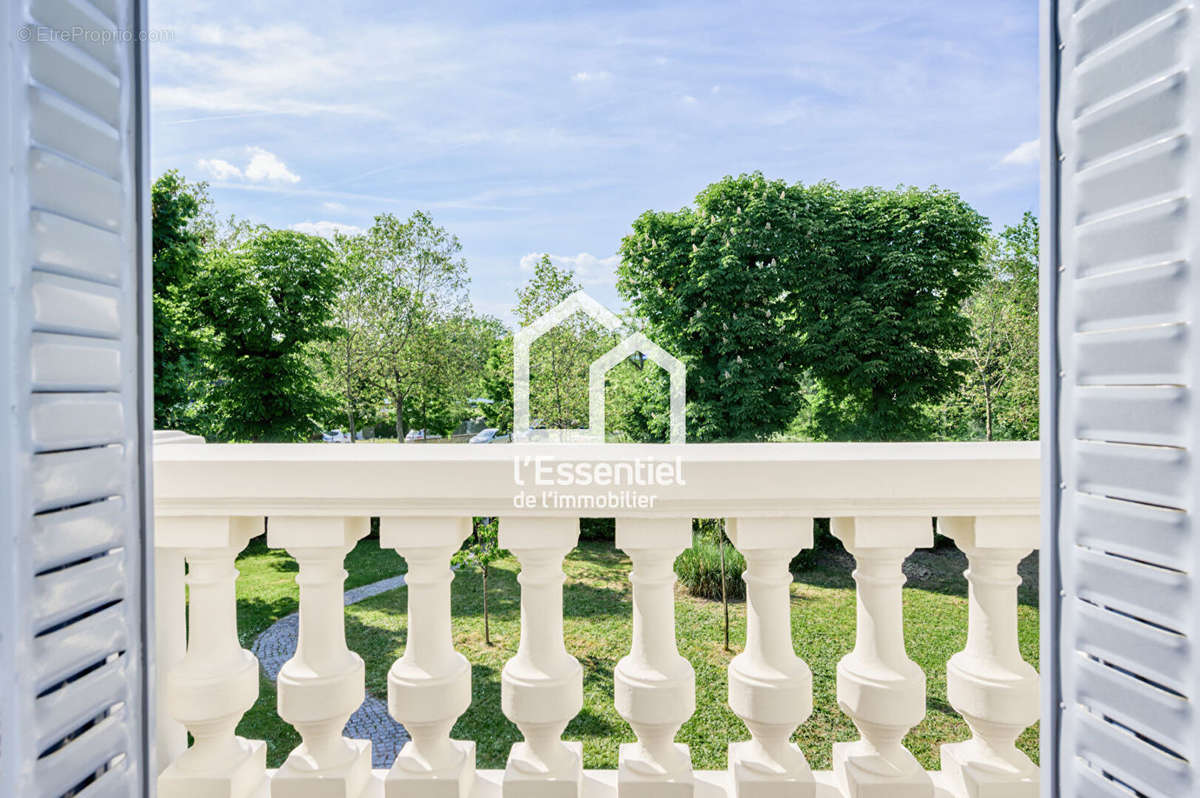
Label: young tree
xmin=354 ymin=212 xmax=471 ymax=440
xmin=151 ymin=171 xmax=212 ymax=429
xmin=515 ymin=255 xmax=618 ymax=430
xmin=191 ymin=230 xmax=341 ymax=441
xmin=451 ymin=518 xmax=508 ymax=645
xmin=942 ymin=213 xmax=1039 ymax=440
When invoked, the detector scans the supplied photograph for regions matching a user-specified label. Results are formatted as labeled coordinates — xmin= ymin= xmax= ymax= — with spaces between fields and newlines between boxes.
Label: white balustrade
xmin=157 ymin=516 xmax=267 ymax=798
xmin=726 ymin=517 xmax=815 ymax=798
xmin=149 ymin=441 xmax=1042 ymax=797
xmin=382 ymin=516 xmax=476 ymax=798
xmin=938 ymin=517 xmax=1039 ymax=798
xmin=831 ymin=516 xmax=933 ymax=798
xmin=269 ymin=516 xmax=373 ymax=798
xmin=613 ymin=518 xmax=694 ymax=798
xmin=499 ymin=517 xmax=584 ymax=798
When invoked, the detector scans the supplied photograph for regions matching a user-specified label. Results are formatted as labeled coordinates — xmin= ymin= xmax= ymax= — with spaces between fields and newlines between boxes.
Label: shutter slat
xmin=1071 ymin=492 xmax=1189 ymax=568
xmin=32 ymin=446 xmax=124 ymax=513
xmin=1075 ymin=440 xmax=1189 ymax=509
xmin=33 ymin=551 xmax=126 ymax=632
xmin=31 ymin=333 xmax=123 ymax=392
xmin=1072 ymin=546 xmax=1191 ymax=632
xmin=1075 ymin=323 xmax=1187 ymax=385
xmin=32 ymin=498 xmax=125 ymax=573
xmin=31 ymin=209 xmax=123 ymax=284
xmin=29 ymin=148 xmax=122 ymax=232
xmin=72 ymin=761 xmax=132 ymax=798
xmin=1073 ymin=599 xmax=1191 ymax=698
xmin=1074 ymin=6 xmax=1188 ymax=109
xmin=31 ymin=272 xmax=122 ymax=338
xmin=33 ymin=603 xmax=128 ymax=693
xmin=29 ymin=85 xmax=122 ymax=179
xmin=30 ymin=392 xmax=124 ymax=452
xmin=1074 ymin=260 xmax=1187 ymax=332
xmin=1075 ymin=386 xmax=1187 ymax=447
xmin=34 ymin=655 xmax=128 ymax=752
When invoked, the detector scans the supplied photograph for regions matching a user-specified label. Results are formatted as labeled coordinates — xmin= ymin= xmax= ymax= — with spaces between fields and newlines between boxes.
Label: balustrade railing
xmin=152 ymin=441 xmax=1039 ymax=798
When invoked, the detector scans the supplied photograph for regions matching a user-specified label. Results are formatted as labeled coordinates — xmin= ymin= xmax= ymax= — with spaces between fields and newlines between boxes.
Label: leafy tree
xmin=191 ymin=230 xmax=341 ymax=441
xmin=938 ymin=213 xmax=1039 ymax=440
xmin=354 ymin=212 xmax=471 ymax=440
xmin=478 ymin=334 xmax=515 ymax=433
xmin=515 ymin=255 xmax=617 ymax=431
xmin=619 ymin=174 xmax=989 ymax=441
xmin=151 ymin=171 xmax=212 ymax=429
xmin=452 ymin=518 xmax=508 ymax=645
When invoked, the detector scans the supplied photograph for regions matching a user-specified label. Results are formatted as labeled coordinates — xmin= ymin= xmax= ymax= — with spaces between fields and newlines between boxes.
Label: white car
xmin=404 ymin=429 xmax=442 ymax=441
xmin=322 ymin=429 xmax=350 ymax=443
xmin=469 ymin=428 xmax=510 ymax=444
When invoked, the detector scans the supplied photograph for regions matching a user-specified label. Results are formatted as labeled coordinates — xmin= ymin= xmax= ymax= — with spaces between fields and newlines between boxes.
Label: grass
xmin=234 ymin=537 xmax=1038 ymax=771
xmin=233 ymin=535 xmax=406 ymax=761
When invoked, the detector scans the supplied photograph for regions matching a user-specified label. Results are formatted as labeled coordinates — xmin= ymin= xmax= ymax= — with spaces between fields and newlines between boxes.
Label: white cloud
xmin=520 ymin=252 xmax=619 ymax=286
xmin=571 ymin=71 xmax=610 ymax=82
xmin=1000 ymin=138 xmax=1039 ymax=166
xmin=291 ymin=220 xmax=364 ymax=238
xmin=197 ymin=157 xmax=243 ymax=180
xmin=322 ymin=201 xmax=349 ymax=212
xmin=244 ymin=147 xmax=300 ymax=183
xmin=196 ymin=147 xmax=300 ymax=184
xmin=681 ymin=95 xmax=698 ymax=105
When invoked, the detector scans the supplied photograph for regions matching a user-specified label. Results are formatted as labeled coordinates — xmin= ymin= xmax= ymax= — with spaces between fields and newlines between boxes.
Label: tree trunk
xmin=720 ymin=533 xmax=730 ymax=652
xmin=395 ymin=390 xmax=406 ymax=442
xmin=483 ymin=563 xmax=491 ymax=646
xmin=346 ymin=408 xmax=356 ymax=444
xmin=984 ymin=383 xmax=994 ymax=442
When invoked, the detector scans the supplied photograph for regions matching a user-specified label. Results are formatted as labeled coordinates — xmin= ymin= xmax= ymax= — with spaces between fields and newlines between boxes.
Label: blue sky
xmin=150 ymin=1 xmax=1039 ymax=324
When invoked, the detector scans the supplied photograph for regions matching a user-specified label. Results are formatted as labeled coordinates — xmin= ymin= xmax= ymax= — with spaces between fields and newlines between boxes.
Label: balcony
xmin=152 ymin=441 xmax=1040 ymax=798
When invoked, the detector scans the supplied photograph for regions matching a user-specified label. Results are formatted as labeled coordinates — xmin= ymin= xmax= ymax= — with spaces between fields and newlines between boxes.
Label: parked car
xmin=469 ymin=428 xmax=510 ymax=444
xmin=322 ymin=429 xmax=350 ymax=443
xmin=404 ymin=429 xmax=443 ymax=441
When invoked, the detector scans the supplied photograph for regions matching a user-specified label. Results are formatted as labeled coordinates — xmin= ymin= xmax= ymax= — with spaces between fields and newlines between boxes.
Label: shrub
xmin=675 ymin=535 xmax=745 ymax=601
xmin=579 ymin=517 xmax=615 ymax=542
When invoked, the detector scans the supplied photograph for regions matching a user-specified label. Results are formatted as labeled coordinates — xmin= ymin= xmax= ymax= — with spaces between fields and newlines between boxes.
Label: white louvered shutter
xmin=1 ymin=0 xmax=153 ymax=796
xmin=1048 ymin=0 xmax=1200 ymax=796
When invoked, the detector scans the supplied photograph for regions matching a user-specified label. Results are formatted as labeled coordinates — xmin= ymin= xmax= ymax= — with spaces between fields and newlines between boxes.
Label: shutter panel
xmin=1048 ymin=1 xmax=1200 ymax=796
xmin=1 ymin=0 xmax=152 ymax=796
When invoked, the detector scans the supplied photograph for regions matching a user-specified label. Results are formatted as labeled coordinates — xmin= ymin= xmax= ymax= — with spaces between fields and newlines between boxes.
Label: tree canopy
xmin=618 ymin=173 xmax=990 ymax=441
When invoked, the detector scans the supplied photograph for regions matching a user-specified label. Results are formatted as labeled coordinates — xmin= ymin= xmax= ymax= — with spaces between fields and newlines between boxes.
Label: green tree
xmin=939 ymin=213 xmax=1039 ymax=440
xmin=619 ymin=174 xmax=989 ymax=441
xmin=354 ymin=212 xmax=471 ymax=440
xmin=515 ymin=255 xmax=617 ymax=431
xmin=151 ymin=171 xmax=211 ymax=429
xmin=451 ymin=518 xmax=508 ymax=645
xmin=191 ymin=230 xmax=341 ymax=441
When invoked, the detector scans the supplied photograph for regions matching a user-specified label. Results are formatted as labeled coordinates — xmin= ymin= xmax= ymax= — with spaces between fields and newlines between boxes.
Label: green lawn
xmin=235 ymin=536 xmax=1038 ymax=771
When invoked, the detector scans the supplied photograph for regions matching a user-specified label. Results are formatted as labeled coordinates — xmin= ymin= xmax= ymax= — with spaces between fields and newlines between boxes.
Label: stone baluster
xmin=268 ymin=516 xmax=372 ymax=798
xmin=726 ymin=518 xmax=816 ymax=798
xmin=831 ymin=517 xmax=933 ymax=798
xmin=500 ymin=517 xmax=584 ymax=798
xmin=382 ymin=516 xmax=476 ymax=798
xmin=157 ymin=516 xmax=267 ymax=798
xmin=613 ymin=518 xmax=694 ymax=798
xmin=154 ymin=543 xmax=187 ymax=773
xmin=938 ymin=517 xmax=1039 ymax=798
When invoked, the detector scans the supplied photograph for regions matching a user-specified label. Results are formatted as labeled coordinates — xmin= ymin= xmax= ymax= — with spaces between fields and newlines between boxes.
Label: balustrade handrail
xmin=153 ymin=441 xmax=1040 ymax=519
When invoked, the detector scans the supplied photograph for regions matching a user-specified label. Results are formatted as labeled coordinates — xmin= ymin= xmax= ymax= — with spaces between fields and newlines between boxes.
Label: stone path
xmin=251 ymin=574 xmax=411 ymax=767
